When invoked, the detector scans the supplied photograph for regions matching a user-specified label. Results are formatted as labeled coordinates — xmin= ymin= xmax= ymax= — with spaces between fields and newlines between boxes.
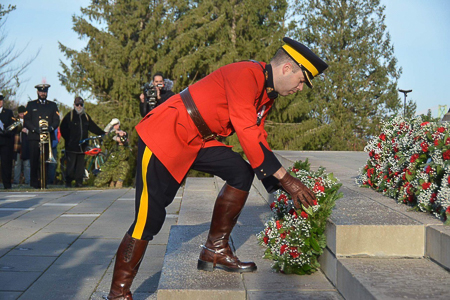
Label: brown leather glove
xmin=279 ymin=172 xmax=316 ymax=209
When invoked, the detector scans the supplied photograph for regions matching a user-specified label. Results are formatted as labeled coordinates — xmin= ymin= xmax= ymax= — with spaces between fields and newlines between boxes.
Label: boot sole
xmin=197 ymin=260 xmax=257 ymax=273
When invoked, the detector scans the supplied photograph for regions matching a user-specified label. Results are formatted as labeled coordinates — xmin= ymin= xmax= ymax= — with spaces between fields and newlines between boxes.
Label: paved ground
xmin=0 ymin=151 xmax=367 ymax=300
xmin=0 ymin=186 xmax=182 ymax=300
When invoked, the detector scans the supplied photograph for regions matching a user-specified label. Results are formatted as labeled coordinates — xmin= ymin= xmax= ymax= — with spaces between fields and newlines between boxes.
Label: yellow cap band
xmin=282 ymin=44 xmax=319 ymax=77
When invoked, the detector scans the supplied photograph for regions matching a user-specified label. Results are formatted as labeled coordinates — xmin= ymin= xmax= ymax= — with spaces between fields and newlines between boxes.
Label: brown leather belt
xmin=180 ymin=88 xmax=216 ymax=141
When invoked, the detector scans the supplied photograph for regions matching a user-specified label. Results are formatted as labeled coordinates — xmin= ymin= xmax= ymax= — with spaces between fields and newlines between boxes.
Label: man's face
xmin=37 ymin=91 xmax=48 ymax=100
xmin=153 ymin=75 xmax=164 ymax=88
xmin=19 ymin=112 xmax=24 ymax=119
xmin=74 ymin=103 xmax=83 ymax=113
xmin=0 ymin=99 xmax=3 ymax=108
xmin=276 ymin=63 xmax=306 ymax=96
xmin=113 ymin=123 xmax=120 ymax=131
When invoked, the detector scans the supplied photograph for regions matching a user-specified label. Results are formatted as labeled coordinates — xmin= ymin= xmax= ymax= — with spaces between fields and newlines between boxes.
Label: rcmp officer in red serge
xmin=24 ymin=84 xmax=60 ymax=189
xmin=106 ymin=37 xmax=328 ymax=299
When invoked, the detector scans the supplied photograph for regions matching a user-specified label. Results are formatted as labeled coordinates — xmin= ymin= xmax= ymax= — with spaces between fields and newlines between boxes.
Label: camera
xmin=142 ymin=83 xmax=163 ymax=110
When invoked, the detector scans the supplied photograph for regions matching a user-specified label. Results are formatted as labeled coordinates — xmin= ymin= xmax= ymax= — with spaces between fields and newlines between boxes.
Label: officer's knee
xmin=227 ymin=162 xmax=254 ymax=192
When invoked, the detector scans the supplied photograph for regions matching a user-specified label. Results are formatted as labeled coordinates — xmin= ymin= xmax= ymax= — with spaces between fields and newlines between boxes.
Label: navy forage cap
xmin=18 ymin=105 xmax=26 ymax=113
xmin=281 ymin=37 xmax=328 ymax=88
xmin=0 ymin=93 xmax=3 ymax=100
xmin=35 ymin=83 xmax=51 ymax=92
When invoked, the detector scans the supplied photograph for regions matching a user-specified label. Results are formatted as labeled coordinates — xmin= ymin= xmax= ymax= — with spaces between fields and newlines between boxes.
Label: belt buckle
xmin=203 ymin=133 xmax=216 ymax=141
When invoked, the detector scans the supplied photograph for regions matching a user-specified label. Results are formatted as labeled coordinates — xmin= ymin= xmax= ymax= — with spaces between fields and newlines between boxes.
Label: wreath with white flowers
xmin=257 ymin=159 xmax=342 ymax=275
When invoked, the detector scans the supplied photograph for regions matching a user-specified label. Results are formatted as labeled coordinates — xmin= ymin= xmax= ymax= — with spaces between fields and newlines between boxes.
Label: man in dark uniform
xmin=0 ymin=94 xmax=15 ymax=189
xmin=60 ymin=96 xmax=105 ymax=187
xmin=139 ymin=72 xmax=175 ymax=117
xmin=107 ymin=38 xmax=328 ymax=299
xmin=24 ymin=84 xmax=60 ymax=189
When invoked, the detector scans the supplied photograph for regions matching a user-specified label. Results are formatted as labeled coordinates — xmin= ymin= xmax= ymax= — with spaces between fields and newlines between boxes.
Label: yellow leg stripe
xmin=132 ymin=147 xmax=152 ymax=239
xmin=282 ymin=44 xmax=319 ymax=77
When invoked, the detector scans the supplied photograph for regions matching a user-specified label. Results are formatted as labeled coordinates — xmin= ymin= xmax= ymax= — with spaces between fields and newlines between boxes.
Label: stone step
xmin=336 ymin=257 xmax=450 ymax=300
xmin=157 ymin=177 xmax=342 ymax=300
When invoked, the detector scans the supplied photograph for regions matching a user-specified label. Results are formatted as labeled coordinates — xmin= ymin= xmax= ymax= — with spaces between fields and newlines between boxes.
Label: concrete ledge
xmin=156 ymin=225 xmax=246 ymax=300
xmin=336 ymin=258 xmax=450 ymax=300
xmin=426 ymin=225 xmax=450 ymax=270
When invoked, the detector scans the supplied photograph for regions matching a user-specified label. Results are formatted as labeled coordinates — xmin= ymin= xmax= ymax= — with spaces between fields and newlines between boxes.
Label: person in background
xmin=139 ymin=72 xmax=175 ymax=117
xmin=0 ymin=93 xmax=15 ymax=189
xmin=60 ymin=96 xmax=105 ymax=187
xmin=94 ymin=118 xmax=130 ymax=188
xmin=13 ymin=105 xmax=30 ymax=185
xmin=24 ymin=83 xmax=60 ymax=189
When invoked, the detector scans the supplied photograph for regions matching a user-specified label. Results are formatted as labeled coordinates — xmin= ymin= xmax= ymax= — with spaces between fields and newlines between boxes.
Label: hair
xmin=153 ymin=72 xmax=164 ymax=81
xmin=270 ymin=49 xmax=302 ymax=73
xmin=74 ymin=96 xmax=84 ymax=103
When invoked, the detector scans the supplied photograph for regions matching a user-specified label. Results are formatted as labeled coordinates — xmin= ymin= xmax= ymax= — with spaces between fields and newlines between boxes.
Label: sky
xmin=2 ymin=0 xmax=450 ymax=117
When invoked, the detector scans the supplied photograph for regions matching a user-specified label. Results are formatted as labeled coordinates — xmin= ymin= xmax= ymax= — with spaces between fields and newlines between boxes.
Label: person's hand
xmin=22 ymin=128 xmax=28 ymax=133
xmin=139 ymin=93 xmax=145 ymax=103
xmin=117 ymin=130 xmax=125 ymax=136
xmin=279 ymin=172 xmax=316 ymax=209
xmin=155 ymin=86 xmax=161 ymax=100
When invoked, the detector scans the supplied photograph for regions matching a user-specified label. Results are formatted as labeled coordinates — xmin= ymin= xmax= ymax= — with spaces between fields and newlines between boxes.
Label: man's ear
xmin=282 ymin=62 xmax=292 ymax=75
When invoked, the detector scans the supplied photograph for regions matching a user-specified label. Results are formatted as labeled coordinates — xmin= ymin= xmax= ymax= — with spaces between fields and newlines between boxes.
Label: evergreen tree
xmin=267 ymin=0 xmax=408 ymax=151
xmin=60 ymin=0 xmax=288 ymax=118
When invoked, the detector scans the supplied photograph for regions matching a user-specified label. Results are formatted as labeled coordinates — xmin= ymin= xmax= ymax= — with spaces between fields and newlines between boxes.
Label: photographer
xmin=139 ymin=72 xmax=174 ymax=117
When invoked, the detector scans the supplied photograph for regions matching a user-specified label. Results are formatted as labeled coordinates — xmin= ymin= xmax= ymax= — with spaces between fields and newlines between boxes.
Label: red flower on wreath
xmin=280 ymin=244 xmax=288 ymax=254
xmin=421 ymin=122 xmax=430 ymax=126
xmin=435 ymin=139 xmax=440 ymax=146
xmin=263 ymin=236 xmax=269 ymax=244
xmin=280 ymin=232 xmax=287 ymax=239
xmin=276 ymin=220 xmax=282 ymax=229
xmin=446 ymin=137 xmax=450 ymax=145
xmin=437 ymin=127 xmax=445 ymax=133
xmin=301 ymin=211 xmax=308 ymax=219
xmin=430 ymin=193 xmax=437 ymax=204
xmin=425 ymin=165 xmax=432 ymax=174
xmin=422 ymin=182 xmax=431 ymax=190
xmin=443 ymin=149 xmax=450 ymax=160
xmin=410 ymin=154 xmax=419 ymax=163
xmin=289 ymin=247 xmax=300 ymax=258
xmin=379 ymin=133 xmax=386 ymax=141
xmin=289 ymin=208 xmax=298 ymax=219
xmin=270 ymin=202 xmax=275 ymax=209
xmin=448 ymin=176 xmax=450 ymax=185
xmin=420 ymin=142 xmax=429 ymax=153
xmin=278 ymin=194 xmax=288 ymax=204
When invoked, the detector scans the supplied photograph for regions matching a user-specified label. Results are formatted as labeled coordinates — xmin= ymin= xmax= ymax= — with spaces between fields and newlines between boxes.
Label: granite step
xmin=157 ymin=177 xmax=342 ymax=300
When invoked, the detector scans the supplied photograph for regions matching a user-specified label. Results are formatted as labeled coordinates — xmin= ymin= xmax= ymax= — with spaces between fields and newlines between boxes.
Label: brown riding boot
xmin=107 ymin=233 xmax=148 ymax=300
xmin=197 ymin=184 xmax=257 ymax=273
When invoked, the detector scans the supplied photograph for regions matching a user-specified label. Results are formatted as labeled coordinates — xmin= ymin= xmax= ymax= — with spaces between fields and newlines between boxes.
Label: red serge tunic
xmin=135 ymin=61 xmax=281 ymax=184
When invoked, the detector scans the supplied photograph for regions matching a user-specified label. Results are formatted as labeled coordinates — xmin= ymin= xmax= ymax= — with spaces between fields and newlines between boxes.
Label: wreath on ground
xmin=257 ymin=159 xmax=342 ymax=275
xmin=357 ymin=116 xmax=450 ymax=224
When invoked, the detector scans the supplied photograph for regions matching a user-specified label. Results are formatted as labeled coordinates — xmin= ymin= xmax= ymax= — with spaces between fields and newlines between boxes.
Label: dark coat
xmin=60 ymin=110 xmax=105 ymax=152
xmin=24 ymin=99 xmax=60 ymax=141
xmin=0 ymin=107 xmax=15 ymax=146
